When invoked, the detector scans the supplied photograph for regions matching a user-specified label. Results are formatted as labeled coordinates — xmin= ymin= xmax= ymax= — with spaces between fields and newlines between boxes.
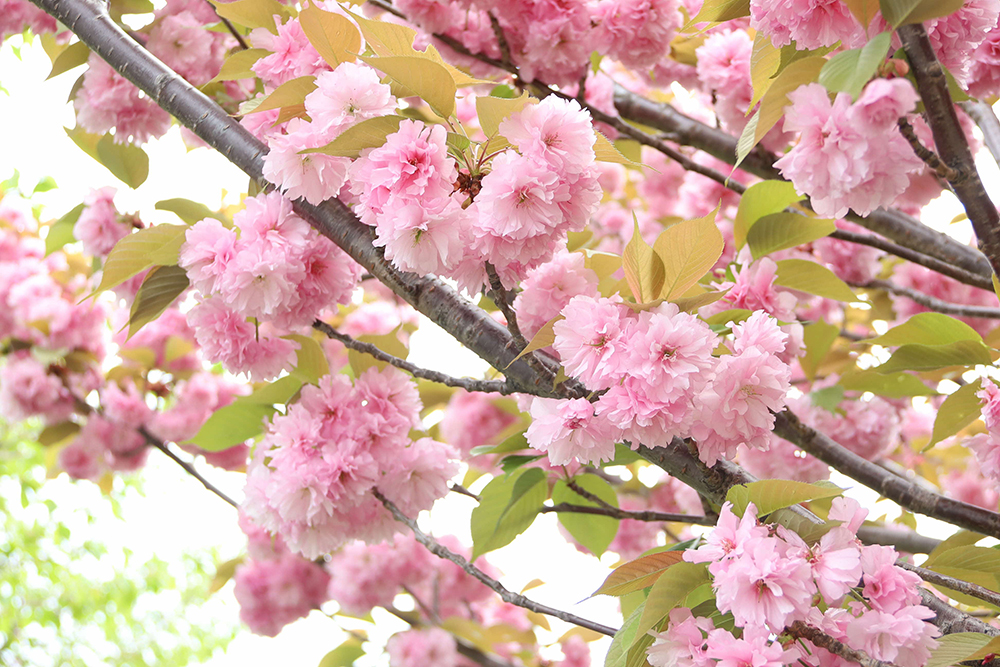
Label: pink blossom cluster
xmin=749 ymin=0 xmax=865 ymax=50
xmin=241 ymin=368 xmax=458 ymax=558
xmin=528 ymin=302 xmax=791 ymax=467
xmin=970 ymin=380 xmax=1000 ymax=481
xmin=648 ymin=498 xmax=939 ymax=667
xmin=146 ymin=0 xmax=235 ymax=87
xmin=261 ymin=61 xmax=398 ymax=206
xmin=58 ymin=413 xmax=148 ymax=481
xmin=387 ymin=628 xmax=460 ymax=667
xmin=349 ymin=96 xmax=602 ymax=289
xmin=179 ymin=190 xmax=361 ymax=379
xmin=233 ymin=511 xmax=332 ymax=637
xmin=925 ymin=0 xmax=1000 ymax=85
xmin=792 ymin=392 xmax=902 ymax=461
xmin=439 ymin=389 xmax=520 ymax=457
xmin=251 ymin=16 xmax=328 ymax=88
xmin=74 ymin=187 xmax=132 ymax=258
xmin=775 ymin=79 xmax=925 ymax=219
xmin=0 ymin=0 xmax=61 ymax=42
xmin=74 ymin=53 xmax=172 ymax=145
xmin=512 ymin=250 xmax=599 ymax=340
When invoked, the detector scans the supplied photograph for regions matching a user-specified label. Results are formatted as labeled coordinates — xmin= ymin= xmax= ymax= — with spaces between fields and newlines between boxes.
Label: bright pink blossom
xmin=262 ymin=120 xmax=351 ymax=205
xmin=526 ymin=397 xmax=617 ymax=465
xmin=594 ymin=0 xmax=680 ymax=69
xmin=553 ymin=295 xmax=630 ymax=389
xmin=647 ymin=607 xmax=714 ymax=667
xmin=233 ymin=555 xmax=331 ymax=636
xmin=74 ymin=187 xmax=129 ymax=257
xmin=305 ymin=61 xmax=397 ymax=133
xmin=750 ymin=0 xmax=865 ymax=49
xmin=499 ymin=97 xmax=597 ymax=176
xmin=250 ymin=17 xmax=327 ymax=87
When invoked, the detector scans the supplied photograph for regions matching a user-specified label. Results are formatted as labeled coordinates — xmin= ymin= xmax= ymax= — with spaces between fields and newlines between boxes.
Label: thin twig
xmin=897 ymin=117 xmax=959 ymax=181
xmin=898 ymin=561 xmax=1000 ymax=608
xmin=566 ymin=478 xmax=619 ymax=511
xmin=139 ymin=427 xmax=239 ymax=509
xmin=486 ymin=12 xmax=512 ymax=71
xmin=450 ymin=484 xmax=481 ymax=501
xmin=962 ymin=100 xmax=1000 ymax=170
xmin=542 ymin=503 xmax=715 ymax=525
xmin=312 ymin=320 xmax=517 ymax=395
xmin=852 ymin=279 xmax=1000 ymax=319
xmin=373 ymin=489 xmax=619 ymax=637
xmin=786 ymin=621 xmax=899 ymax=667
xmin=830 ymin=229 xmax=993 ymax=291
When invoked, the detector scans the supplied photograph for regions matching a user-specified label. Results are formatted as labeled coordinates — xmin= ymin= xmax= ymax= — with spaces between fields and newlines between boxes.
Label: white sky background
xmin=5 ymin=22 xmax=1000 ymax=667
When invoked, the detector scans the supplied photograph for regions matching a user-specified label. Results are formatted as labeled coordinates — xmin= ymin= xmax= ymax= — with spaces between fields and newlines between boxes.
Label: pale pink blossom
xmin=262 ymin=120 xmax=351 ymax=205
xmin=187 ymin=298 xmax=297 ymax=380
xmin=705 ymin=629 xmax=787 ymax=667
xmin=685 ymin=502 xmax=767 ymax=564
xmin=233 ymin=555 xmax=331 ymax=636
xmin=250 ymin=17 xmax=327 ymax=87
xmin=440 ymin=390 xmax=519 ymax=456
xmin=526 ymin=397 xmax=617 ymax=465
xmin=0 ymin=353 xmax=74 ymax=423
xmin=146 ymin=10 xmax=227 ymax=86
xmin=845 ymin=605 xmax=938 ymax=664
xmin=553 ymin=295 xmax=630 ymax=389
xmin=513 ymin=251 xmax=599 ymax=340
xmin=305 ymin=61 xmax=397 ymax=133
xmin=499 ymin=97 xmax=597 ymax=176
xmin=75 ymin=187 xmax=129 ymax=257
xmin=74 ymin=54 xmax=171 ymax=144
xmin=594 ymin=0 xmax=680 ymax=69
xmin=387 ymin=628 xmax=460 ymax=667
xmin=647 ymin=608 xmax=714 ymax=667
xmin=750 ymin=0 xmax=865 ymax=50
xmin=179 ymin=218 xmax=238 ymax=295
xmin=859 ymin=544 xmax=922 ymax=614
xmin=926 ymin=0 xmax=1000 ymax=82
xmin=703 ymin=257 xmax=797 ymax=322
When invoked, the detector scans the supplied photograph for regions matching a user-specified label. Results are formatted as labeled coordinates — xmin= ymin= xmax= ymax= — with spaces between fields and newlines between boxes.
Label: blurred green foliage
xmin=0 ymin=422 xmax=238 ymax=667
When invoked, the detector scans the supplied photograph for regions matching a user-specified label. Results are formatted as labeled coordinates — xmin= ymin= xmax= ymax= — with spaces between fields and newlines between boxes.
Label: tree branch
xmin=541 ymin=502 xmax=715 ymax=525
xmin=373 ymin=489 xmax=619 ymax=637
xmin=772 ymin=410 xmax=1000 ymax=540
xmin=899 ymin=23 xmax=1000 ymax=278
xmin=897 ymin=561 xmax=1000 ymax=608
xmin=852 ymin=279 xmax=1000 ymax=318
xmin=786 ymin=621 xmax=899 ymax=667
xmin=962 ymin=100 xmax=1000 ymax=170
xmin=139 ymin=427 xmax=239 ymax=509
xmin=312 ymin=319 xmax=518 ymax=395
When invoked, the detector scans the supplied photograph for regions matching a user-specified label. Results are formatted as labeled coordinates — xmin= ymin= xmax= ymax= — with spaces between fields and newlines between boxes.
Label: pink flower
xmin=807 ymin=527 xmax=862 ymax=604
xmin=74 ymin=54 xmax=171 ymax=144
xmin=553 ymin=295 xmax=630 ymax=389
xmin=980 ymin=380 xmax=1000 ymax=434
xmin=373 ymin=199 xmax=470 ymax=275
xmin=349 ymin=119 xmax=457 ymax=227
xmin=705 ymin=629 xmax=787 ymax=667
xmin=845 ymin=605 xmax=938 ymax=664
xmin=440 ymin=390 xmax=519 ymax=456
xmin=526 ymin=397 xmax=617 ymax=465
xmin=647 ymin=608 xmax=714 ymax=667
xmin=712 ymin=535 xmax=816 ymax=631
xmin=74 ymin=187 xmax=129 ymax=257
xmin=262 ymin=120 xmax=351 ymax=205
xmin=305 ymin=61 xmax=397 ymax=133
xmin=233 ymin=555 xmax=331 ymax=637
xmin=250 ymin=17 xmax=327 ymax=87
xmin=594 ymin=0 xmax=680 ymax=69
xmin=102 ymin=378 xmax=152 ymax=429
xmin=513 ymin=251 xmax=599 ymax=340
xmin=476 ymin=151 xmax=567 ymax=240
xmin=704 ymin=257 xmax=797 ymax=322
xmin=326 ymin=534 xmax=433 ymax=615
xmin=685 ymin=502 xmax=767 ymax=564
xmin=146 ymin=10 xmax=227 ymax=86
xmin=387 ymin=628 xmax=460 ymax=667
xmin=187 ymin=298 xmax=297 ymax=380
xmin=179 ymin=218 xmax=238 ymax=295
xmin=499 ymin=97 xmax=597 ymax=176
xmin=926 ymin=0 xmax=1000 ymax=82
xmin=690 ymin=348 xmax=791 ymax=466
xmin=0 ymin=353 xmax=74 ymax=423
xmin=851 ymin=78 xmax=919 ymax=135
xmin=558 ymin=635 xmax=592 ymax=667
xmin=750 ymin=0 xmax=865 ymax=50
xmin=859 ymin=545 xmax=922 ymax=614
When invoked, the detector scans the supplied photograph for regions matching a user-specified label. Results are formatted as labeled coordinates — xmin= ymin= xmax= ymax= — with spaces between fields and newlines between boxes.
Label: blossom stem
xmin=541 ymin=502 xmax=715 ymax=525
xmin=373 ymin=489 xmax=619 ymax=637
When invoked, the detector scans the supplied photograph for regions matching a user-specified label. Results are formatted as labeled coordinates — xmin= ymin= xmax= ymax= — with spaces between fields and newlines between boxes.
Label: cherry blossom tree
xmin=8 ymin=0 xmax=1000 ymax=665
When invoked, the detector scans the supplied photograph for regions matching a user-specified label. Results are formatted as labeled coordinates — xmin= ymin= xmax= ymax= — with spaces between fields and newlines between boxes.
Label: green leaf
xmin=747 ymin=211 xmax=835 ymax=258
xmin=347 ymin=326 xmax=408 ymax=376
xmin=552 ymin=475 xmax=619 ymax=557
xmin=187 ymin=377 xmax=304 ymax=451
xmin=595 ymin=131 xmax=638 ymax=166
xmin=876 ymin=340 xmax=993 ymax=374
xmin=358 ymin=55 xmax=456 ymax=119
xmin=305 ymin=115 xmax=406 ymax=158
xmin=127 ymin=265 xmax=189 ymax=339
xmin=593 ymin=551 xmax=686 ymax=597
xmin=800 ymin=320 xmax=839 ymax=381
xmin=926 ymin=379 xmax=982 ymax=449
xmin=476 ymin=92 xmax=535 ymax=138
xmin=208 ymin=0 xmax=291 ymax=32
xmin=208 ymin=556 xmax=244 ymax=594
xmin=605 ymin=601 xmax=645 ymax=667
xmin=925 ymin=633 xmax=994 ymax=667
xmin=926 ymin=530 xmax=986 ymax=565
xmin=499 ymin=454 xmax=544 ymax=473
xmin=685 ymin=0 xmax=749 ymax=26
xmin=818 ymin=32 xmax=892 ymax=100
xmin=31 ymin=176 xmax=58 ymax=194
xmin=749 ymin=32 xmax=780 ymax=111
xmin=93 ymin=224 xmax=188 ymax=295
xmin=879 ymin=0 xmax=964 ymax=27
xmin=285 ymin=334 xmax=330 ymax=385
xmin=869 ymin=312 xmax=984 ymax=347
xmin=247 ymin=76 xmax=317 ymax=115
xmin=299 ymin=4 xmax=361 ymax=68
xmin=810 ymin=385 xmax=845 ymax=413
xmin=470 ymin=467 xmax=547 ymax=560
xmin=726 ymin=480 xmax=842 ymax=517
xmin=47 ymin=41 xmax=89 ymax=80
xmin=95 ymin=134 xmax=149 ymax=188
xmin=773 ymin=258 xmax=858 ymax=302
xmin=38 ymin=421 xmax=82 ymax=447
xmin=839 ymin=370 xmax=935 ymax=397
xmin=925 ymin=545 xmax=1000 ymax=607
xmin=349 ymin=11 xmax=418 ymax=57
xmin=186 ymin=402 xmax=274 ymax=451
xmin=842 ymin=0 xmax=881 ymax=26
xmin=318 ymin=638 xmax=366 ymax=667
xmin=634 ymin=563 xmax=711 ymax=648
xmin=45 ymin=203 xmax=83 ymax=256
xmin=769 ymin=508 xmax=839 ymax=544
xmin=733 ymin=180 xmax=804 ymax=248
xmin=652 ymin=209 xmax=724 ymax=301
xmin=155 ymin=198 xmax=227 ymax=225
xmin=624 ymin=217 xmax=665 ymax=304
xmin=208 ymin=48 xmax=268 ymax=83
